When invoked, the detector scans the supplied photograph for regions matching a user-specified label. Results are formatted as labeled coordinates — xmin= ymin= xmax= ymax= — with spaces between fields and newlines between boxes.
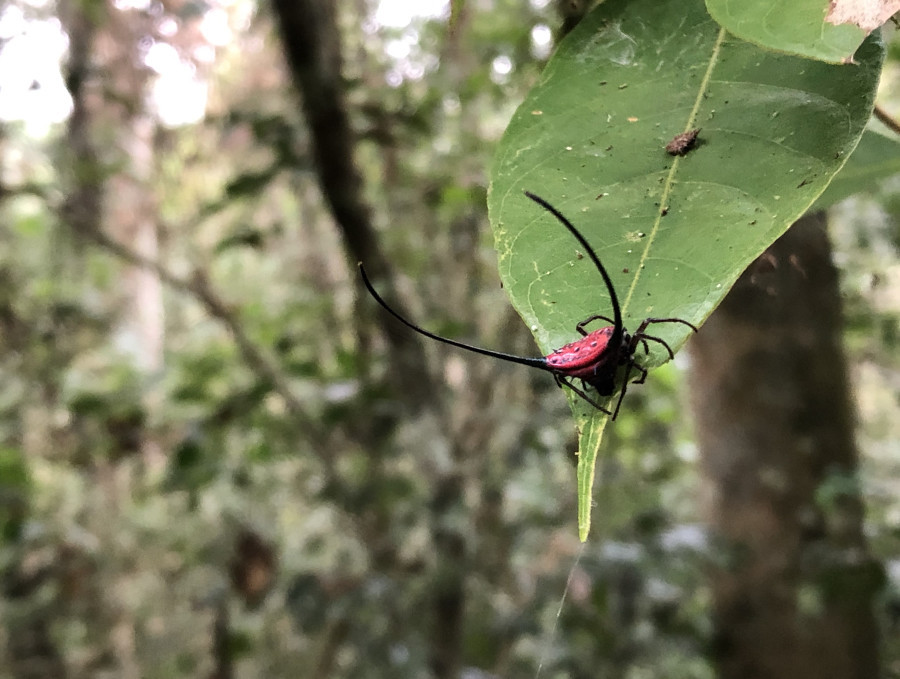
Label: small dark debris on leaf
xmin=665 ymin=128 xmax=701 ymax=156
xmin=622 ymin=268 xmax=629 ymax=274
xmin=661 ymin=206 xmax=669 ymax=216
xmin=797 ymin=178 xmax=812 ymax=188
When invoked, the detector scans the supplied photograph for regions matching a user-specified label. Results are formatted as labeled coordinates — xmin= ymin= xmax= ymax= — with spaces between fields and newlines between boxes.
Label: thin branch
xmin=81 ymin=227 xmax=333 ymax=467
xmin=58 ymin=0 xmax=336 ymax=502
xmin=874 ymin=104 xmax=900 ymax=137
xmin=269 ymin=0 xmax=436 ymax=406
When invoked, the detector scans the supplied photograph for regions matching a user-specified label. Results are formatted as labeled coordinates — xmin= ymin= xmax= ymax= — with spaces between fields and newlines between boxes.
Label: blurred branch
xmin=210 ymin=599 xmax=233 ymax=679
xmin=0 ymin=182 xmax=54 ymax=202
xmin=268 ymin=0 xmax=379 ymax=268
xmin=80 ymin=227 xmax=332 ymax=462
xmin=874 ymin=104 xmax=900 ymax=137
xmin=270 ymin=8 xmax=467 ymax=677
xmin=269 ymin=0 xmax=435 ymax=404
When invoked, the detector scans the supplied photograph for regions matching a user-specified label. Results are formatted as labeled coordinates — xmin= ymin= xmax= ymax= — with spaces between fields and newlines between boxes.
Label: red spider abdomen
xmin=545 ymin=327 xmax=615 ymax=378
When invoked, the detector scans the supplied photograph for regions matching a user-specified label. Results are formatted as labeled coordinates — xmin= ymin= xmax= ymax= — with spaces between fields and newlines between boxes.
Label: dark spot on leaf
xmin=666 ymin=128 xmax=701 ymax=156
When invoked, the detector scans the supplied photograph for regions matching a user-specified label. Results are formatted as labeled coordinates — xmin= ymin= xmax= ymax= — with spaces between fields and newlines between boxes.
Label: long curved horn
xmin=523 ymin=191 xmax=623 ymax=346
xmin=359 ymin=263 xmax=551 ymax=371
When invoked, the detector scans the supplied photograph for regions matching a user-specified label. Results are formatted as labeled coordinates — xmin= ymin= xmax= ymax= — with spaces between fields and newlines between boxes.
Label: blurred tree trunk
xmin=101 ymin=14 xmax=165 ymax=469
xmin=269 ymin=0 xmax=431 ymax=401
xmin=689 ymin=212 xmax=882 ymax=679
xmin=59 ymin=4 xmax=158 ymax=678
xmin=62 ymin=0 xmax=163 ymax=468
xmin=269 ymin=3 xmax=465 ymax=677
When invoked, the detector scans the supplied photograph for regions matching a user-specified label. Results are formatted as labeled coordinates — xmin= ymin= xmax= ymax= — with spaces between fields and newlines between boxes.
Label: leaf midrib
xmin=621 ymin=27 xmax=727 ymax=317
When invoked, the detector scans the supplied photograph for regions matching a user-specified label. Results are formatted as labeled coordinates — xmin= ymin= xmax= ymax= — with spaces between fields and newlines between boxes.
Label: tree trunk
xmin=269 ymin=0 xmax=432 ymax=403
xmin=269 ymin=4 xmax=466 ymax=677
xmin=689 ymin=213 xmax=882 ymax=679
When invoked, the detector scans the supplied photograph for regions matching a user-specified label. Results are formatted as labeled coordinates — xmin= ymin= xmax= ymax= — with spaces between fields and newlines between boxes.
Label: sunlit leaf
xmin=706 ymin=0 xmax=866 ymax=63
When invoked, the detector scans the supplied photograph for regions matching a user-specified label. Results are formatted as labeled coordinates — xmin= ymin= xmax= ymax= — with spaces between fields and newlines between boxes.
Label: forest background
xmin=0 ymin=1 xmax=899 ymax=678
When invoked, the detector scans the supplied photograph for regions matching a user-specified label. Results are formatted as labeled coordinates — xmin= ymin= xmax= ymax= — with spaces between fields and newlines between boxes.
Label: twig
xmin=270 ymin=0 xmax=436 ymax=406
xmin=874 ymin=104 xmax=900 ymax=137
xmin=83 ymin=227 xmax=333 ymax=467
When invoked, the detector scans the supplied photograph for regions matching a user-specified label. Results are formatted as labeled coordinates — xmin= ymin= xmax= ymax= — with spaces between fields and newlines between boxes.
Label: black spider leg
xmin=631 ymin=317 xmax=698 ymax=360
xmin=575 ymin=314 xmax=616 ymax=336
xmin=629 ymin=362 xmax=649 ymax=385
xmin=635 ymin=337 xmax=650 ymax=357
xmin=635 ymin=317 xmax=699 ymax=335
xmin=610 ymin=334 xmax=666 ymax=417
xmin=633 ymin=333 xmax=675 ymax=360
xmin=611 ymin=360 xmax=636 ymax=420
xmin=554 ymin=374 xmax=613 ymax=417
xmin=611 ymin=319 xmax=698 ymax=418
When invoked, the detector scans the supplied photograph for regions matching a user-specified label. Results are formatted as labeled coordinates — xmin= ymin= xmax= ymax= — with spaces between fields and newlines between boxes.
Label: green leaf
xmin=813 ymin=129 xmax=900 ymax=209
xmin=705 ymin=0 xmax=866 ymax=63
xmin=488 ymin=0 xmax=882 ymax=541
